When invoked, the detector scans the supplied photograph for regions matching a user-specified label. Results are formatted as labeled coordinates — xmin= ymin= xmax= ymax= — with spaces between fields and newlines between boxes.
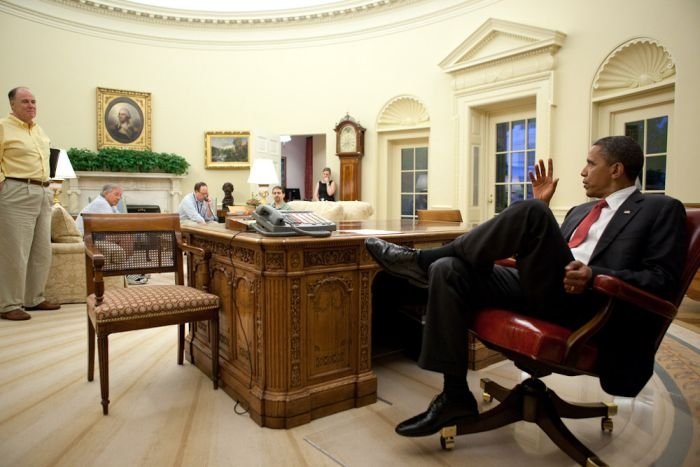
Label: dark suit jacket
xmin=560 ymin=190 xmax=687 ymax=396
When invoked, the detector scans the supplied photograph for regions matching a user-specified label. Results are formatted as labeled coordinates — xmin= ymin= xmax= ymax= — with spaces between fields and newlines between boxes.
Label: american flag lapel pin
xmin=623 ymin=210 xmax=631 ymax=214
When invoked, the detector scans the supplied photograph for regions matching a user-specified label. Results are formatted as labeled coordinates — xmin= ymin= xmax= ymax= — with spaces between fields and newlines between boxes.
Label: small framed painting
xmin=205 ymin=131 xmax=250 ymax=169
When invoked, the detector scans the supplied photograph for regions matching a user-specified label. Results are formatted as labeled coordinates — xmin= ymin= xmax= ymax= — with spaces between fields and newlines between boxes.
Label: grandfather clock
xmin=334 ymin=114 xmax=366 ymax=201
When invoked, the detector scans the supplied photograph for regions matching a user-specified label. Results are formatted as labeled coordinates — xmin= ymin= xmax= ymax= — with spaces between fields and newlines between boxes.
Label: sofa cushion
xmin=87 ymin=285 xmax=219 ymax=323
xmin=340 ymin=201 xmax=373 ymax=220
xmin=51 ymin=204 xmax=82 ymax=243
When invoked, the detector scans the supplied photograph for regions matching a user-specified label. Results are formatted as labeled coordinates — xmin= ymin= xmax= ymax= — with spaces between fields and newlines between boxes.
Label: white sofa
xmin=45 ymin=204 xmax=124 ymax=304
xmin=286 ymin=200 xmax=373 ymax=222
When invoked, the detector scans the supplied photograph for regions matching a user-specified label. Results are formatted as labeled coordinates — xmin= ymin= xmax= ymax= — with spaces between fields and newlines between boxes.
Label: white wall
xmin=1 ymin=0 xmax=698 ymax=214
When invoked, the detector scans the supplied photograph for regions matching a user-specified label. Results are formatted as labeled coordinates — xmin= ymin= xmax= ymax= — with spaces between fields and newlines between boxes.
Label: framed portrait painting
xmin=97 ymin=87 xmax=151 ymax=150
xmin=205 ymin=131 xmax=250 ymax=169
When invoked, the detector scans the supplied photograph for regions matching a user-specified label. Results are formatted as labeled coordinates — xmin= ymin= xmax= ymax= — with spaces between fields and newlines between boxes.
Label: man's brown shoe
xmin=24 ymin=301 xmax=61 ymax=311
xmin=1 ymin=309 xmax=32 ymax=320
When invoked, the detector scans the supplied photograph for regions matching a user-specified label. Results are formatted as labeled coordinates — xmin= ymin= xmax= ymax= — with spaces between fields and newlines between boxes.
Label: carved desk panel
xmin=183 ymin=220 xmax=467 ymax=428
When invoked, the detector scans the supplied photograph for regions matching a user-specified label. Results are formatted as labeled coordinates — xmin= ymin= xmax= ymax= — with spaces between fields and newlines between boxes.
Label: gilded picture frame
xmin=97 ymin=87 xmax=151 ymax=150
xmin=205 ymin=131 xmax=251 ymax=169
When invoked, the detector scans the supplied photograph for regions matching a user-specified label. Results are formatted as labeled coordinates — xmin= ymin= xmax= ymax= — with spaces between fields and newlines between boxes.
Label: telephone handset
xmin=255 ymin=204 xmax=284 ymax=227
xmin=252 ymin=205 xmax=335 ymax=237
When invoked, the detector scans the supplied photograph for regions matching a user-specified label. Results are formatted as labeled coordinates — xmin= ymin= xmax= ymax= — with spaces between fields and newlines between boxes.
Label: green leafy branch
xmin=66 ymin=148 xmax=190 ymax=175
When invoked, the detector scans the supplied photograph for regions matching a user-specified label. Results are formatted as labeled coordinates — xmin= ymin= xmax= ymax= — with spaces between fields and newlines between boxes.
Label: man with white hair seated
xmin=76 ymin=184 xmax=148 ymax=285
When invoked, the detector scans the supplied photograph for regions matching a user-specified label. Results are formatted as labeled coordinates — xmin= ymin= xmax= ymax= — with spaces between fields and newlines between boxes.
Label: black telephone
xmin=252 ymin=205 xmax=336 ymax=237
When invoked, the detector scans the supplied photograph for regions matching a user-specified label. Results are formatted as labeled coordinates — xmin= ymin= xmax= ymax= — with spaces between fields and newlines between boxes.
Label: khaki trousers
xmin=0 ymin=179 xmax=52 ymax=312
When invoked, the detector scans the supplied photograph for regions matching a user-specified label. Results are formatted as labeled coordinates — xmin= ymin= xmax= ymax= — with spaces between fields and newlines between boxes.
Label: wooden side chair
xmin=83 ymin=213 xmax=220 ymax=415
xmin=439 ymin=208 xmax=700 ymax=466
xmin=416 ymin=209 xmax=463 ymax=222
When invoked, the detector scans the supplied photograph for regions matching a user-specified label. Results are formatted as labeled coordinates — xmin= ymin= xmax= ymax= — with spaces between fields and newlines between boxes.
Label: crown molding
xmin=0 ymin=0 xmax=495 ymax=49
xmin=50 ymin=0 xmax=402 ymax=26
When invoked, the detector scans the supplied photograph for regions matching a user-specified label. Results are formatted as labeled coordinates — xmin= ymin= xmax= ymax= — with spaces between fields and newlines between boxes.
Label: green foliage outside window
xmin=67 ymin=148 xmax=190 ymax=175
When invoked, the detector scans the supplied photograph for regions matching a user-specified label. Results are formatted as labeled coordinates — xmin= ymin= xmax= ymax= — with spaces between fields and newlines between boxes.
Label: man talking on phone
xmin=178 ymin=182 xmax=218 ymax=225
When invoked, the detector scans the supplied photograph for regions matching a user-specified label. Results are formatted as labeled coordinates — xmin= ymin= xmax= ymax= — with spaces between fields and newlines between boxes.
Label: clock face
xmin=340 ymin=125 xmax=357 ymax=152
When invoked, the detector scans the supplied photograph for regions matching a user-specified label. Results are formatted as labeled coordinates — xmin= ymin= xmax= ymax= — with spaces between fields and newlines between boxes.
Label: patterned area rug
xmin=302 ymin=328 xmax=700 ymax=467
xmin=654 ymin=334 xmax=700 ymax=466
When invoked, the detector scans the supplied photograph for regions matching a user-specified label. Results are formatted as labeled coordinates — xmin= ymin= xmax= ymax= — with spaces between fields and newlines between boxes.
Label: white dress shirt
xmin=178 ymin=192 xmax=217 ymax=224
xmin=570 ymin=185 xmax=637 ymax=265
xmin=75 ymin=195 xmax=117 ymax=234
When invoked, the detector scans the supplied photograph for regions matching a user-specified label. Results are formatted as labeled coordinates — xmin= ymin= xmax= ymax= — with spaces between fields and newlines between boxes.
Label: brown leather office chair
xmin=83 ymin=213 xmax=220 ymax=414
xmin=439 ymin=208 xmax=700 ymax=466
xmin=416 ymin=209 xmax=463 ymax=222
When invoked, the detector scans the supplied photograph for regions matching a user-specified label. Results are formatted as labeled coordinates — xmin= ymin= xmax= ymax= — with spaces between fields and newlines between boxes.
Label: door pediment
xmin=439 ymin=18 xmax=566 ymax=74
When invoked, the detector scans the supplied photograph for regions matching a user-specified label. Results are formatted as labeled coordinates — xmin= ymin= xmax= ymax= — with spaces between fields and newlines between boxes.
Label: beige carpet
xmin=1 ymin=291 xmax=699 ymax=466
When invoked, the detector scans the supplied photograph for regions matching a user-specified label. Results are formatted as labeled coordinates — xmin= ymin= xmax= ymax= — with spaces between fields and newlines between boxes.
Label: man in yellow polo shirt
xmin=0 ymin=87 xmax=61 ymax=321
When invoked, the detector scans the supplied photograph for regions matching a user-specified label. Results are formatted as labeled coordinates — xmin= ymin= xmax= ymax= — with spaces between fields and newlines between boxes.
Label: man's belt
xmin=4 ymin=177 xmax=50 ymax=187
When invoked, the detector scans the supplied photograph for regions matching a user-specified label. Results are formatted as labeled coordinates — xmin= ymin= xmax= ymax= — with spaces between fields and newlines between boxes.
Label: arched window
xmin=592 ymin=38 xmax=676 ymax=193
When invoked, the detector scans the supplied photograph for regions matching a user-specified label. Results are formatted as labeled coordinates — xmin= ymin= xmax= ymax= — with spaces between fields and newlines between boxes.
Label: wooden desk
xmin=182 ymin=220 xmax=467 ymax=428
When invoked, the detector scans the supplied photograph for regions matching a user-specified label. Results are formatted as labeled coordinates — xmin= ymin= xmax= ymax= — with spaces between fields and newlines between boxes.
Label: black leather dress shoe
xmin=365 ymin=237 xmax=428 ymax=288
xmin=395 ymin=392 xmax=478 ymax=437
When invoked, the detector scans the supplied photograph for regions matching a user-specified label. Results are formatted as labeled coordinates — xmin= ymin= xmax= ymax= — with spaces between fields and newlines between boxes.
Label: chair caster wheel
xmin=440 ymin=435 xmax=455 ymax=450
xmin=601 ymin=417 xmax=613 ymax=433
xmin=483 ymin=391 xmax=493 ymax=403
xmin=440 ymin=425 xmax=456 ymax=450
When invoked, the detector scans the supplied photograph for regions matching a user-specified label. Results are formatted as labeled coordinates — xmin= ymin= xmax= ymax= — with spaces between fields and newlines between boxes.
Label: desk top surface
xmin=183 ymin=219 xmax=468 ymax=245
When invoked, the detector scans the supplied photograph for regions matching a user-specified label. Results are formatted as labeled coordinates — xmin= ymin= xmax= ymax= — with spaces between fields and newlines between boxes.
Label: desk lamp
xmin=49 ymin=149 xmax=77 ymax=205
xmin=247 ymin=159 xmax=279 ymax=206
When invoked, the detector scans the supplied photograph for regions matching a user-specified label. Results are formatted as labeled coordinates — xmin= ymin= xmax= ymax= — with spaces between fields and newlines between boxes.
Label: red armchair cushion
xmin=473 ymin=308 xmax=598 ymax=373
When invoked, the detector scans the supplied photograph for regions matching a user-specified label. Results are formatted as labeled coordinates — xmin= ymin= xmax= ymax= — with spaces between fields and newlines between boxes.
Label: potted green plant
xmin=67 ymin=148 xmax=189 ymax=175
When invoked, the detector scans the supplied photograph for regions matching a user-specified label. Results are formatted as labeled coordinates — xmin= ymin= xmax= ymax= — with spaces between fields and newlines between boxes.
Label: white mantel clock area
xmin=64 ymin=171 xmax=185 ymax=214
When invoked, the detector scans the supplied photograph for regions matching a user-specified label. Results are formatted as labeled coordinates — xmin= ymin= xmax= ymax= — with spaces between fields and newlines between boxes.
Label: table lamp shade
xmin=54 ymin=149 xmax=77 ymax=180
xmin=49 ymin=149 xmax=77 ymax=205
xmin=247 ymin=158 xmax=279 ymax=186
xmin=247 ymin=159 xmax=279 ymax=206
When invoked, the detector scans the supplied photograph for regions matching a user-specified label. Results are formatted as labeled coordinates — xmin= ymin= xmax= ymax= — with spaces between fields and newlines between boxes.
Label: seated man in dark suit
xmin=366 ymin=135 xmax=687 ymax=437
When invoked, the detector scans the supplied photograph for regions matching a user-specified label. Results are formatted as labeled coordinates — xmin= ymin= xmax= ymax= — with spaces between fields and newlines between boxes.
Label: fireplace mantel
xmin=64 ymin=171 xmax=185 ymax=214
